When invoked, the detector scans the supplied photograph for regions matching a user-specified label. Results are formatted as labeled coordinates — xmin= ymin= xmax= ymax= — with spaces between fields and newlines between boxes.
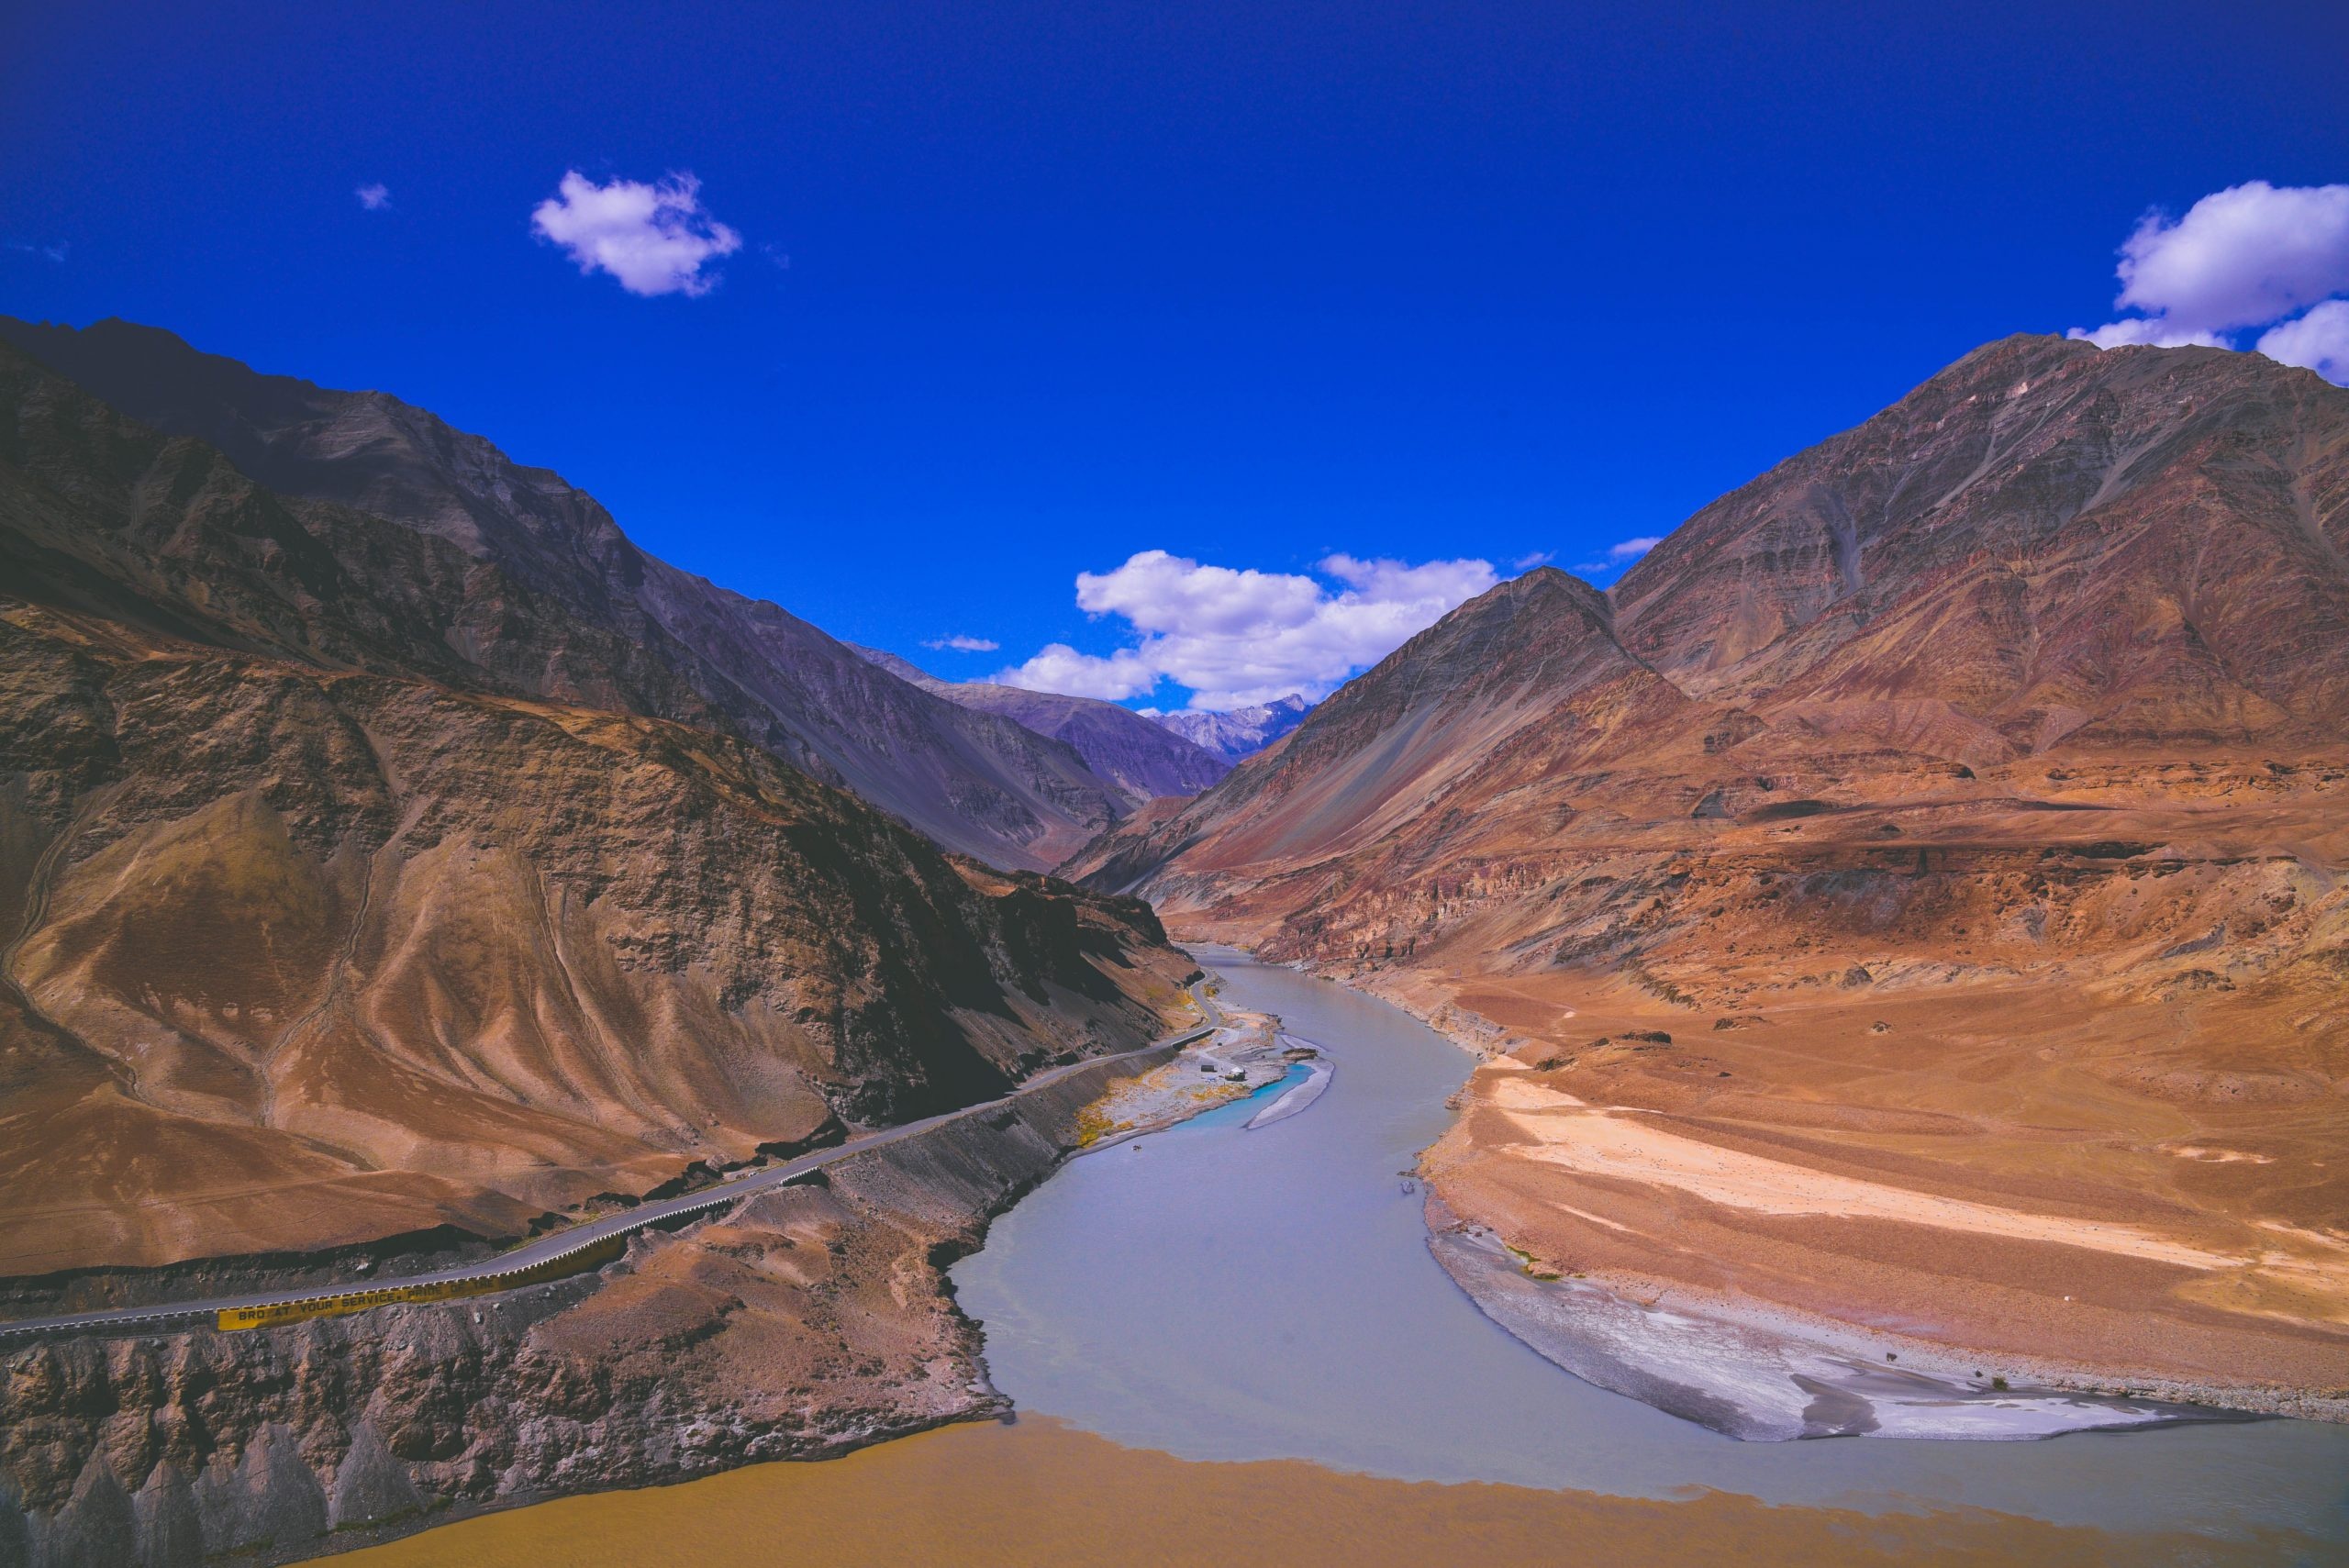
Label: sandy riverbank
xmin=1247 ymin=1039 xmax=1334 ymax=1128
xmin=1186 ymin=944 xmax=2349 ymax=1435
xmin=1068 ymin=1004 xmax=1308 ymax=1150
xmin=1424 ymin=1195 xmax=2264 ymax=1440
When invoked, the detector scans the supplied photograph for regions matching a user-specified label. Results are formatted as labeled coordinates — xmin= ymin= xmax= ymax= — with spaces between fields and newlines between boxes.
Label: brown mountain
xmin=0 ymin=335 xmax=1195 ymax=1277
xmin=1071 ymin=335 xmax=2349 ymax=1410
xmin=1610 ymin=333 xmax=2349 ymax=751
xmin=0 ymin=317 xmax=1129 ymax=873
xmin=1077 ymin=570 xmax=1692 ymax=889
xmin=852 ymin=645 xmax=1230 ymax=805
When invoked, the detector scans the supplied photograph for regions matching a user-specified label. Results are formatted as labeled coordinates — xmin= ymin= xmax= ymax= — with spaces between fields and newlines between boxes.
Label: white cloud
xmin=355 ymin=183 xmax=392 ymax=211
xmin=1512 ymin=550 xmax=1555 ymax=570
xmin=923 ymin=634 xmax=1000 ymax=652
xmin=2069 ymin=182 xmax=2349 ymax=382
xmin=2070 ymin=318 xmax=2227 ymax=350
xmin=1000 ymin=642 xmax=1163 ymax=702
xmin=995 ymin=550 xmax=1499 ymax=710
xmin=1575 ymin=535 xmax=1662 ymax=573
xmin=530 ymin=171 xmax=742 ymax=297
xmin=2256 ymin=299 xmax=2349 ymax=385
xmin=6 ymin=241 xmax=68 ymax=263
xmin=2110 ymin=183 xmax=2349 ymax=334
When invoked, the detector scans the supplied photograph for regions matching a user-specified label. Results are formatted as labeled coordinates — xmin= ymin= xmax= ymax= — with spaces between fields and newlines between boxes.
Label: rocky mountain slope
xmin=0 ymin=317 xmax=1128 ymax=873
xmin=1609 ymin=335 xmax=2349 ymax=751
xmin=0 ymin=1045 xmax=1183 ymax=1566
xmin=1151 ymin=693 xmax=1313 ymax=761
xmin=0 ymin=336 xmax=1196 ymax=1279
xmin=1072 ymin=334 xmax=2349 ymax=1408
xmin=852 ymin=646 xmax=1230 ymax=805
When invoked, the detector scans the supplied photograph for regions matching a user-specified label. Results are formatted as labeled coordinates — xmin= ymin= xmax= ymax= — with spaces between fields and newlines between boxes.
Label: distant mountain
xmin=852 ymin=647 xmax=1230 ymax=805
xmin=0 ymin=317 xmax=1128 ymax=872
xmin=1150 ymin=694 xmax=1313 ymax=761
xmin=0 ymin=329 xmax=1197 ymax=1275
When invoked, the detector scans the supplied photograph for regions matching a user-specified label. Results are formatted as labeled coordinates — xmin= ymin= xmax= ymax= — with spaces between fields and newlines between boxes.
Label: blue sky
xmin=5 ymin=2 xmax=2345 ymax=708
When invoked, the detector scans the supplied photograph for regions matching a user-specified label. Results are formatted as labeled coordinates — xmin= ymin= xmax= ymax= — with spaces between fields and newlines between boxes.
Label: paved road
xmin=0 ymin=988 xmax=1223 ymax=1343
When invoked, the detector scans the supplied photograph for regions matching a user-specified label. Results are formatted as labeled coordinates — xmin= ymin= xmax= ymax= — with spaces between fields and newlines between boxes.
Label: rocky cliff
xmin=1071 ymin=335 xmax=2349 ymax=1409
xmin=0 ymin=1047 xmax=1177 ymax=1566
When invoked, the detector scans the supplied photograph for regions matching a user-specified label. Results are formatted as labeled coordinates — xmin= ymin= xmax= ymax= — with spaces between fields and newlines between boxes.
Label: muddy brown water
xmin=338 ymin=1416 xmax=2300 ymax=1567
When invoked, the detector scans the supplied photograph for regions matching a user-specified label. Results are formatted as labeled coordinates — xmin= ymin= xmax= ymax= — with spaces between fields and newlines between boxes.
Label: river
xmin=948 ymin=947 xmax=2349 ymax=1545
xmin=344 ymin=946 xmax=2349 ymax=1565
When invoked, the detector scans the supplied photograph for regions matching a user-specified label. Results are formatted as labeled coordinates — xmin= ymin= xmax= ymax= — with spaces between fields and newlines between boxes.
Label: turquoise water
xmin=1250 ymin=1062 xmax=1312 ymax=1099
xmin=952 ymin=948 xmax=2349 ymax=1543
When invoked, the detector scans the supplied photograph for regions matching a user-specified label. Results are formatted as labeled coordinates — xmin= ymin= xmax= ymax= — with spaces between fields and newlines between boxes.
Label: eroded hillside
xmin=0 ymin=340 xmax=1195 ymax=1278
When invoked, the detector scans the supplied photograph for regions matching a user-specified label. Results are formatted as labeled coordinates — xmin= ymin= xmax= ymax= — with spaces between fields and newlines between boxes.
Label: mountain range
xmin=7 ymin=317 xmax=2347 ymax=1477
xmin=1082 ymin=335 xmax=2349 ymax=894
xmin=0 ymin=325 xmax=1199 ymax=1276
xmin=1072 ymin=333 xmax=2349 ymax=1403
xmin=1149 ymin=693 xmax=1314 ymax=762
xmin=0 ymin=317 xmax=1158 ymax=873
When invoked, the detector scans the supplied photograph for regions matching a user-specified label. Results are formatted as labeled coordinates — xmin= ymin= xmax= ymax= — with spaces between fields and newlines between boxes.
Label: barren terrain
xmin=1078 ymin=336 xmax=2349 ymax=1412
xmin=0 ymin=334 xmax=1197 ymax=1279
